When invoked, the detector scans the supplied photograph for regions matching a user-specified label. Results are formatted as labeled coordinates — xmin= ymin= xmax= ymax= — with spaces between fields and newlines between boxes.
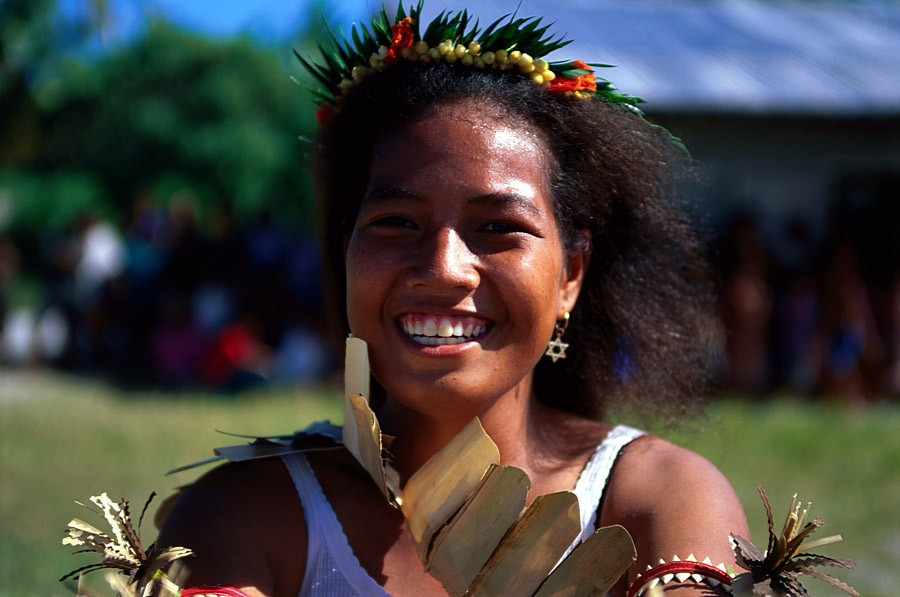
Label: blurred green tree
xmin=1 ymin=5 xmax=321 ymax=244
xmin=2 ymin=0 xmax=68 ymax=166
xmin=39 ymin=22 xmax=318 ymax=225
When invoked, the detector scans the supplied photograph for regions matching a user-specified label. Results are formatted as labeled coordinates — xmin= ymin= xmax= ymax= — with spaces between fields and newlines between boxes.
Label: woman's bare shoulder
xmin=156 ymin=457 xmax=306 ymax=597
xmin=601 ymin=434 xmax=750 ymax=591
xmin=606 ymin=434 xmax=745 ymax=507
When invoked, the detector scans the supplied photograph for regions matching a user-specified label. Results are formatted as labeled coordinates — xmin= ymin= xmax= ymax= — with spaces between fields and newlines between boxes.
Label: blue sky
xmin=60 ymin=0 xmax=371 ymax=45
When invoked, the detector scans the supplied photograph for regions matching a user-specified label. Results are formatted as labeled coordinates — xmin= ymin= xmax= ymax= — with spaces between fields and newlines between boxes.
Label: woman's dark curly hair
xmin=312 ymin=60 xmax=716 ymax=420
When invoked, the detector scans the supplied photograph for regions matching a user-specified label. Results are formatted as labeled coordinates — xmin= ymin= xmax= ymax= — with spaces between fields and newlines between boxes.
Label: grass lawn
xmin=2 ymin=369 xmax=898 ymax=596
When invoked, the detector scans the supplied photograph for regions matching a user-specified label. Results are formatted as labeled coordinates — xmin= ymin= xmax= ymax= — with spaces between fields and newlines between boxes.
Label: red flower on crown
xmin=384 ymin=17 xmax=416 ymax=65
xmin=547 ymin=60 xmax=597 ymax=93
xmin=316 ymin=103 xmax=334 ymax=128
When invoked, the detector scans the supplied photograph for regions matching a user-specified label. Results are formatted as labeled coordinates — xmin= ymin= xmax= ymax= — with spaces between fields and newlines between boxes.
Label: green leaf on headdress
xmin=350 ymin=24 xmax=366 ymax=57
xmin=323 ymin=19 xmax=353 ymax=67
xmin=319 ymin=42 xmax=346 ymax=76
xmin=520 ymin=18 xmax=543 ymax=37
xmin=456 ymin=10 xmax=471 ymax=42
xmin=425 ymin=11 xmax=457 ymax=45
xmin=486 ymin=17 xmax=526 ymax=49
xmin=294 ymin=49 xmax=335 ymax=94
xmin=556 ymin=68 xmax=593 ymax=78
xmin=299 ymin=84 xmax=334 ymax=104
xmin=462 ymin=18 xmax=481 ymax=45
xmin=421 ymin=10 xmax=441 ymax=41
xmin=373 ymin=7 xmax=392 ymax=39
xmin=359 ymin=21 xmax=377 ymax=52
xmin=476 ymin=14 xmax=507 ymax=47
xmin=410 ymin=1 xmax=424 ymax=38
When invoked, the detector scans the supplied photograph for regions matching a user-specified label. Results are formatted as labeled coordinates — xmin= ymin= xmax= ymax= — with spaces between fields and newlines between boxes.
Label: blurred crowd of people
xmin=716 ymin=214 xmax=900 ymax=401
xmin=0 ymin=193 xmax=335 ymax=390
xmin=1 ymin=197 xmax=899 ymax=400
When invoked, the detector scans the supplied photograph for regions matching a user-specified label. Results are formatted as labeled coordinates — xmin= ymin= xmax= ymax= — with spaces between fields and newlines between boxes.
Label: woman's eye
xmin=482 ymin=221 xmax=520 ymax=234
xmin=371 ymin=215 xmax=416 ymax=229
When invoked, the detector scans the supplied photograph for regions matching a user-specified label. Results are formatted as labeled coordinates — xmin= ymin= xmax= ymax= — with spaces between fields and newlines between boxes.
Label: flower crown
xmin=296 ymin=1 xmax=643 ymax=127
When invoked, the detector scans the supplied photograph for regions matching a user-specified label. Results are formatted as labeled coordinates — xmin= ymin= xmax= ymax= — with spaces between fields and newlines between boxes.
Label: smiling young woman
xmin=347 ymin=101 xmax=584 ymax=436
xmin=156 ymin=5 xmax=751 ymax=597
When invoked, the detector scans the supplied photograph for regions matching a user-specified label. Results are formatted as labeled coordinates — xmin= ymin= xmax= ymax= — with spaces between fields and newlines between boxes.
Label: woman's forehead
xmin=374 ymin=103 xmax=547 ymax=169
xmin=366 ymin=107 xmax=552 ymax=209
xmin=384 ymin=99 xmax=544 ymax=146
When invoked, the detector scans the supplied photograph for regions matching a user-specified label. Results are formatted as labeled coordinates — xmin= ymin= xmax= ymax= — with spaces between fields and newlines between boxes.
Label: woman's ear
xmin=559 ymin=231 xmax=591 ymax=317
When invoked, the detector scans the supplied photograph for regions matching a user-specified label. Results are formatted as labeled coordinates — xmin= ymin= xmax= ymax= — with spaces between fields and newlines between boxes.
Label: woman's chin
xmin=379 ymin=376 xmax=486 ymax=415
xmin=375 ymin=365 xmax=534 ymax=425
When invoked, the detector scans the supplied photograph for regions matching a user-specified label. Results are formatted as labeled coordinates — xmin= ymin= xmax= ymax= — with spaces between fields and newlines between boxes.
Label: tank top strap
xmin=572 ymin=425 xmax=646 ymax=544
xmin=281 ymin=452 xmax=391 ymax=597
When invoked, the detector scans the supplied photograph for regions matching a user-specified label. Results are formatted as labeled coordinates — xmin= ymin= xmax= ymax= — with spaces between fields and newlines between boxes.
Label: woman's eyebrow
xmin=469 ymin=192 xmax=541 ymax=216
xmin=362 ymin=186 xmax=423 ymax=204
xmin=362 ymin=188 xmax=541 ymax=216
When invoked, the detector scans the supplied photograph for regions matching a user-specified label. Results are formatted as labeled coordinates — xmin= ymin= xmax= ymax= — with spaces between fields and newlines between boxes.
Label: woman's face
xmin=345 ymin=101 xmax=586 ymax=418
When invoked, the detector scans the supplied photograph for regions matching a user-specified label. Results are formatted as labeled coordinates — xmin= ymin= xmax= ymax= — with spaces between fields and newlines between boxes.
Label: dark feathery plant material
xmin=294 ymin=0 xmax=642 ymax=109
xmin=729 ymin=487 xmax=859 ymax=597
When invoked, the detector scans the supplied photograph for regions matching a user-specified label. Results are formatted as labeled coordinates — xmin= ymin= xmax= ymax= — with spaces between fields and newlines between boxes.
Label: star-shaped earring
xmin=544 ymin=312 xmax=570 ymax=362
xmin=545 ymin=336 xmax=569 ymax=362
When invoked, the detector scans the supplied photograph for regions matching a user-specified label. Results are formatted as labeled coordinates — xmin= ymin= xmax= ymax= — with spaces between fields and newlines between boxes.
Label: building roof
xmin=419 ymin=0 xmax=900 ymax=116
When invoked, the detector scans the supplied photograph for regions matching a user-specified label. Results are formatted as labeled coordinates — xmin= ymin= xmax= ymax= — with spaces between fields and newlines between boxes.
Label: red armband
xmin=181 ymin=588 xmax=252 ymax=597
xmin=627 ymin=559 xmax=733 ymax=597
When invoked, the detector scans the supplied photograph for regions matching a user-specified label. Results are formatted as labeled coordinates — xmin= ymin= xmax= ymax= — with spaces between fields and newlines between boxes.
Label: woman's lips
xmin=397 ymin=313 xmax=490 ymax=346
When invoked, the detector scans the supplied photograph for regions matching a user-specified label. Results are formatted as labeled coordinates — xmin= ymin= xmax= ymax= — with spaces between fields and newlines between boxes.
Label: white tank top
xmin=282 ymin=424 xmax=645 ymax=597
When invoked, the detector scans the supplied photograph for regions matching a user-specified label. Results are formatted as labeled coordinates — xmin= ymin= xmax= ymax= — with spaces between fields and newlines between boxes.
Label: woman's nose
xmin=407 ymin=228 xmax=479 ymax=291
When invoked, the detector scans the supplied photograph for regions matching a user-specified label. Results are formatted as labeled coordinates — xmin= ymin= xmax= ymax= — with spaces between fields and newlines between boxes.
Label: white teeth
xmin=411 ymin=336 xmax=468 ymax=346
xmin=423 ymin=319 xmax=438 ymax=336
xmin=438 ymin=319 xmax=454 ymax=337
xmin=403 ymin=316 xmax=488 ymax=342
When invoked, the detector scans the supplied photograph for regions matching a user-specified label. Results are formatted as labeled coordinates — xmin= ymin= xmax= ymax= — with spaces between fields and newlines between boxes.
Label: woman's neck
xmin=376 ymin=383 xmax=579 ymax=489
